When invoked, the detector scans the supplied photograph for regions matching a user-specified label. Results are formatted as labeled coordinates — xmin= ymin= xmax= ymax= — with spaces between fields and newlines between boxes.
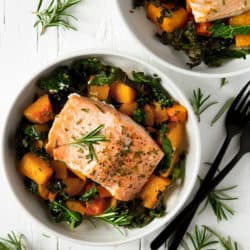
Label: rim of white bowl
xmin=115 ymin=1 xmax=250 ymax=78
xmin=1 ymin=49 xmax=201 ymax=246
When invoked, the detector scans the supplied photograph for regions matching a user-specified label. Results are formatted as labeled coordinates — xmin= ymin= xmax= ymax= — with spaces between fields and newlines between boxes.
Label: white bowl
xmin=2 ymin=49 xmax=201 ymax=246
xmin=116 ymin=0 xmax=250 ymax=78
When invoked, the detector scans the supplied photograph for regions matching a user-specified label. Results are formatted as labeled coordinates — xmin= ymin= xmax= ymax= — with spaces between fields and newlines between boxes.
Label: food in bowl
xmin=16 ymin=57 xmax=188 ymax=230
xmin=133 ymin=0 xmax=250 ymax=67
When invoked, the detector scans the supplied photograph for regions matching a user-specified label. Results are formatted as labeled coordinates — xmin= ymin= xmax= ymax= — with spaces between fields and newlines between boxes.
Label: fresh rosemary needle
xmin=34 ymin=0 xmax=81 ymax=35
xmin=0 ymin=231 xmax=25 ymax=250
xmin=69 ymin=124 xmax=109 ymax=162
xmin=189 ymin=88 xmax=218 ymax=122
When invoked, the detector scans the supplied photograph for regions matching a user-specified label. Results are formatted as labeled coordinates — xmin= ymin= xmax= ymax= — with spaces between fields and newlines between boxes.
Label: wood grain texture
xmin=0 ymin=0 xmax=250 ymax=249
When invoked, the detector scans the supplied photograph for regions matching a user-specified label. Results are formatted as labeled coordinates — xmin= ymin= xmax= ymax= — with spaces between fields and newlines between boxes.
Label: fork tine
xmin=237 ymin=90 xmax=250 ymax=111
xmin=242 ymin=99 xmax=250 ymax=115
xmin=227 ymin=81 xmax=250 ymax=114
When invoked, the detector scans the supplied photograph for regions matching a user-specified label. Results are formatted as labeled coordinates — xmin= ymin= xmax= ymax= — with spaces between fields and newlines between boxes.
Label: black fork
xmin=151 ymin=81 xmax=250 ymax=250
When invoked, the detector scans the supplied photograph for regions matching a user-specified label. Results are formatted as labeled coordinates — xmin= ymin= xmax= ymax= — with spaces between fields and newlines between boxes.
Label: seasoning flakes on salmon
xmin=46 ymin=94 xmax=164 ymax=201
xmin=190 ymin=0 xmax=250 ymax=22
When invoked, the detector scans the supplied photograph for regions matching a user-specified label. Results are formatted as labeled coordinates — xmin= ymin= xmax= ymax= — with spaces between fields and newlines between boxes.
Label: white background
xmin=0 ymin=0 xmax=250 ymax=249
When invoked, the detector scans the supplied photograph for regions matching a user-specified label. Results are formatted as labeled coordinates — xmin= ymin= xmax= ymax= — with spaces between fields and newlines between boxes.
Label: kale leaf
xmin=211 ymin=22 xmax=250 ymax=39
xmin=24 ymin=178 xmax=38 ymax=195
xmin=132 ymin=108 xmax=146 ymax=124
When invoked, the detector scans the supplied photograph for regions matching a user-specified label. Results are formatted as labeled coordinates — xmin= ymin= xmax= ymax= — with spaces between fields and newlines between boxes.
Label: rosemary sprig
xmin=79 ymin=184 xmax=97 ymax=201
xmin=34 ymin=0 xmax=81 ymax=35
xmin=181 ymin=225 xmax=218 ymax=250
xmin=189 ymin=88 xmax=218 ymax=122
xmin=0 ymin=231 xmax=24 ymax=250
xmin=204 ymin=226 xmax=239 ymax=250
xmin=69 ymin=124 xmax=109 ymax=162
xmin=95 ymin=207 xmax=133 ymax=228
xmin=182 ymin=225 xmax=239 ymax=250
xmin=210 ymin=97 xmax=235 ymax=126
xmin=200 ymin=185 xmax=238 ymax=221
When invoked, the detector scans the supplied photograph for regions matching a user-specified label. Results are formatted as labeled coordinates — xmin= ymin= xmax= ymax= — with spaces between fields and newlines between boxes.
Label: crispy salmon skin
xmin=190 ymin=0 xmax=250 ymax=22
xmin=46 ymin=94 xmax=164 ymax=201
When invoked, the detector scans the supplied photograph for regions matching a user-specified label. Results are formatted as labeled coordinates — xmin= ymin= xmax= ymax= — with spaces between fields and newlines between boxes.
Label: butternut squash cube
xmin=48 ymin=192 xmax=57 ymax=202
xmin=88 ymin=85 xmax=110 ymax=100
xmin=160 ymin=123 xmax=185 ymax=178
xmin=97 ymin=186 xmax=112 ymax=198
xmin=63 ymin=177 xmax=85 ymax=196
xmin=146 ymin=2 xmax=188 ymax=33
xmin=66 ymin=200 xmax=85 ymax=215
xmin=38 ymin=184 xmax=49 ymax=200
xmin=144 ymin=104 xmax=154 ymax=126
xmin=166 ymin=104 xmax=187 ymax=123
xmin=110 ymin=197 xmax=117 ymax=208
xmin=110 ymin=82 xmax=137 ymax=103
xmin=139 ymin=175 xmax=171 ymax=209
xmin=69 ymin=169 xmax=87 ymax=182
xmin=153 ymin=102 xmax=168 ymax=124
xmin=235 ymin=34 xmax=250 ymax=47
xmin=19 ymin=153 xmax=53 ymax=185
xmin=119 ymin=102 xmax=137 ymax=116
xmin=229 ymin=11 xmax=250 ymax=26
xmin=51 ymin=160 xmax=68 ymax=179
xmin=24 ymin=95 xmax=54 ymax=124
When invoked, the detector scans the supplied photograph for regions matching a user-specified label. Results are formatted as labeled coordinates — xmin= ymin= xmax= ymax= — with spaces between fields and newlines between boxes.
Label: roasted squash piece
xmin=139 ymin=175 xmax=171 ymax=209
xmin=48 ymin=192 xmax=57 ymax=202
xmin=24 ymin=95 xmax=54 ymax=124
xmin=88 ymin=85 xmax=110 ymax=100
xmin=229 ymin=10 xmax=250 ymax=26
xmin=19 ymin=153 xmax=53 ymax=185
xmin=146 ymin=2 xmax=188 ymax=33
xmin=160 ymin=122 xmax=185 ymax=178
xmin=153 ymin=102 xmax=168 ymax=124
xmin=119 ymin=102 xmax=137 ymax=116
xmin=110 ymin=197 xmax=117 ymax=208
xmin=38 ymin=184 xmax=49 ymax=200
xmin=166 ymin=104 xmax=187 ymax=123
xmin=63 ymin=177 xmax=85 ymax=196
xmin=51 ymin=160 xmax=68 ymax=179
xmin=69 ymin=169 xmax=87 ymax=182
xmin=144 ymin=104 xmax=154 ymax=126
xmin=66 ymin=200 xmax=85 ymax=215
xmin=97 ymin=185 xmax=112 ymax=198
xmin=110 ymin=82 xmax=137 ymax=103
xmin=235 ymin=34 xmax=250 ymax=47
xmin=196 ymin=22 xmax=211 ymax=36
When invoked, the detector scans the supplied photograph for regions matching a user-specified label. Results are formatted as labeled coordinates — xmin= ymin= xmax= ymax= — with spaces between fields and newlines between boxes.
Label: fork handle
xmin=150 ymin=136 xmax=231 ymax=250
xmin=151 ymin=151 xmax=242 ymax=250
xmin=166 ymin=136 xmax=231 ymax=250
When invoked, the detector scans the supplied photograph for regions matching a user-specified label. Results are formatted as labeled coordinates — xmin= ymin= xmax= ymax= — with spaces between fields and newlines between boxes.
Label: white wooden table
xmin=0 ymin=1 xmax=250 ymax=249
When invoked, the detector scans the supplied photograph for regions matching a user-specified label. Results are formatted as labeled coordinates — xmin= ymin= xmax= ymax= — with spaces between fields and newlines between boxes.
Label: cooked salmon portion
xmin=46 ymin=94 xmax=164 ymax=201
xmin=190 ymin=0 xmax=250 ymax=22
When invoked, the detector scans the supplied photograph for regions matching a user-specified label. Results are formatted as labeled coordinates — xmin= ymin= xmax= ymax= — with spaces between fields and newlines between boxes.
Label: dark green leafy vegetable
xmin=159 ymin=124 xmax=173 ymax=169
xmin=88 ymin=67 xmax=127 ymax=86
xmin=24 ymin=178 xmax=38 ymax=195
xmin=48 ymin=201 xmax=82 ymax=230
xmin=79 ymin=185 xmax=97 ymax=201
xmin=211 ymin=22 xmax=250 ymax=39
xmin=47 ymin=179 xmax=65 ymax=193
xmin=132 ymin=108 xmax=146 ymax=123
xmin=132 ymin=71 xmax=173 ymax=108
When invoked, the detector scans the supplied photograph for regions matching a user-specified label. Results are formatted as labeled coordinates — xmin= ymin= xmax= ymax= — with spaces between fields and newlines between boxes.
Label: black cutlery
xmin=151 ymin=81 xmax=250 ymax=250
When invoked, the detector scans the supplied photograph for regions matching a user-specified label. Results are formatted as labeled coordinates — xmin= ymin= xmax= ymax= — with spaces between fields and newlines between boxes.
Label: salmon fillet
xmin=190 ymin=0 xmax=250 ymax=22
xmin=46 ymin=94 xmax=164 ymax=201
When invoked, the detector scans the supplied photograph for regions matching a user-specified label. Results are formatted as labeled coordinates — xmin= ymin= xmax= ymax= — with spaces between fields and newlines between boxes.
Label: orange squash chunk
xmin=66 ymin=200 xmax=85 ymax=215
xmin=88 ymin=85 xmax=110 ymax=100
xmin=63 ymin=177 xmax=85 ymax=196
xmin=19 ymin=153 xmax=53 ymax=185
xmin=119 ymin=102 xmax=137 ymax=116
xmin=24 ymin=95 xmax=54 ymax=124
xmin=110 ymin=82 xmax=137 ymax=103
